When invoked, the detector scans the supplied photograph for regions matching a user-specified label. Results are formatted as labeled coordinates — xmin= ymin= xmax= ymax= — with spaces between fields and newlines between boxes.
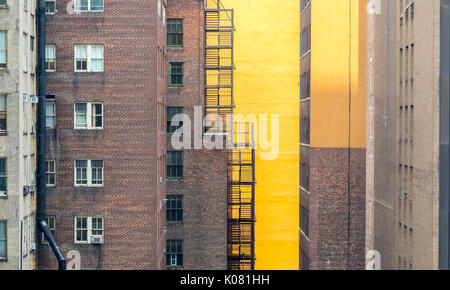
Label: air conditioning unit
xmin=29 ymin=186 xmax=36 ymax=195
xmin=23 ymin=186 xmax=29 ymax=196
xmin=23 ymin=94 xmax=29 ymax=102
xmin=0 ymin=191 xmax=6 ymax=197
xmin=91 ymin=236 xmax=104 ymax=245
xmin=30 ymin=243 xmax=36 ymax=251
xmin=31 ymin=96 xmax=39 ymax=103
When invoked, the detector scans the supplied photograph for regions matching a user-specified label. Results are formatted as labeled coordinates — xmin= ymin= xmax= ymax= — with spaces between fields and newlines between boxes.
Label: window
xmin=23 ymin=33 xmax=27 ymax=72
xmin=0 ymin=158 xmax=6 ymax=196
xmin=45 ymin=0 xmax=55 ymax=14
xmin=75 ymin=160 xmax=103 ymax=187
xmin=169 ymin=63 xmax=183 ymax=87
xmin=166 ymin=240 xmax=183 ymax=269
xmin=0 ymin=0 xmax=6 ymax=7
xmin=167 ymin=196 xmax=183 ymax=223
xmin=30 ymin=36 xmax=35 ymax=73
xmin=75 ymin=45 xmax=103 ymax=72
xmin=46 ymin=102 xmax=55 ymax=129
xmin=167 ymin=19 xmax=183 ymax=47
xmin=0 ymin=95 xmax=6 ymax=133
xmin=0 ymin=31 xmax=6 ymax=68
xmin=75 ymin=217 xmax=88 ymax=243
xmin=42 ymin=216 xmax=55 ymax=243
xmin=162 ymin=4 xmax=166 ymax=26
xmin=45 ymin=45 xmax=55 ymax=71
xmin=23 ymin=216 xmax=28 ymax=255
xmin=167 ymin=151 xmax=183 ymax=179
xmin=0 ymin=221 xmax=6 ymax=259
xmin=75 ymin=217 xmax=103 ymax=244
xmin=167 ymin=107 xmax=183 ymax=134
xmin=75 ymin=0 xmax=103 ymax=12
xmin=158 ymin=0 xmax=161 ymax=18
xmin=75 ymin=102 xmax=103 ymax=129
xmin=300 ymin=205 xmax=309 ymax=238
xmin=24 ymin=0 xmax=27 ymax=11
xmin=46 ymin=160 xmax=56 ymax=187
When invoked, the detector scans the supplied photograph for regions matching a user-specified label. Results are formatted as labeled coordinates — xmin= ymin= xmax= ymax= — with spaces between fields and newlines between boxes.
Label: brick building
xmin=38 ymin=0 xmax=167 ymax=269
xmin=299 ymin=0 xmax=367 ymax=270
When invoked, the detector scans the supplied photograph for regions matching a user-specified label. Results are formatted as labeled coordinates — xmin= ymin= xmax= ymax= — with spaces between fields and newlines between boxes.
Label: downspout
xmin=36 ymin=0 xmax=66 ymax=271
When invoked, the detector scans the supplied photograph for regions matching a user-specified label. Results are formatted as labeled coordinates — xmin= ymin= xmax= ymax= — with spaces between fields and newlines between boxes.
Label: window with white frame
xmin=75 ymin=160 xmax=103 ymax=187
xmin=75 ymin=217 xmax=103 ymax=244
xmin=45 ymin=0 xmax=55 ymax=14
xmin=42 ymin=216 xmax=55 ymax=243
xmin=75 ymin=102 xmax=103 ymax=129
xmin=46 ymin=160 xmax=56 ymax=187
xmin=0 ymin=31 xmax=6 ymax=68
xmin=45 ymin=45 xmax=55 ymax=71
xmin=45 ymin=101 xmax=55 ymax=129
xmin=75 ymin=45 xmax=103 ymax=72
xmin=74 ymin=0 xmax=103 ymax=12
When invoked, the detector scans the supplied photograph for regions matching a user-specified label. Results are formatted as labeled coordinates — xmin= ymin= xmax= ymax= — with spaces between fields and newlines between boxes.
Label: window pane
xmin=0 ymin=95 xmax=5 ymax=112
xmin=0 ymin=31 xmax=6 ymax=65
xmin=0 ymin=158 xmax=5 ymax=176
xmin=90 ymin=0 xmax=104 ymax=11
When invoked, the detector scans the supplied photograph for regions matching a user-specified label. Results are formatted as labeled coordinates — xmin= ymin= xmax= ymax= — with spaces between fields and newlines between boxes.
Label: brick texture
xmin=308 ymin=147 xmax=366 ymax=270
xmin=38 ymin=0 xmax=166 ymax=270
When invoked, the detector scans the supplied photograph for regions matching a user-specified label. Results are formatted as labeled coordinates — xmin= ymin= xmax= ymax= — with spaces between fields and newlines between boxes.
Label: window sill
xmin=0 ymin=132 xmax=7 ymax=136
xmin=74 ymin=185 xmax=104 ymax=188
xmin=0 ymin=258 xmax=7 ymax=262
xmin=167 ymin=178 xmax=183 ymax=181
xmin=0 ymin=194 xmax=8 ymax=199
xmin=74 ymin=128 xmax=104 ymax=131
xmin=168 ymin=86 xmax=183 ymax=89
xmin=0 ymin=68 xmax=8 ymax=72
xmin=168 ymin=46 xmax=183 ymax=50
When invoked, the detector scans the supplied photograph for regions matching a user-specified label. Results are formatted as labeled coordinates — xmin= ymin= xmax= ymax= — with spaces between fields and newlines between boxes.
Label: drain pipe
xmin=36 ymin=0 xmax=66 ymax=271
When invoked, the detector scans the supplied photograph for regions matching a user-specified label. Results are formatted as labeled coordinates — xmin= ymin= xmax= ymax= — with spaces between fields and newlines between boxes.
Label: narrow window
xmin=91 ymin=217 xmax=103 ymax=236
xmin=46 ymin=160 xmax=56 ymax=187
xmin=42 ymin=216 xmax=55 ymax=243
xmin=167 ymin=19 xmax=183 ymax=47
xmin=0 ymin=95 xmax=6 ymax=134
xmin=167 ymin=151 xmax=183 ymax=179
xmin=90 ymin=160 xmax=103 ymax=186
xmin=75 ymin=160 xmax=88 ymax=186
xmin=75 ymin=45 xmax=88 ymax=71
xmin=45 ymin=45 xmax=55 ymax=72
xmin=0 ymin=221 xmax=6 ymax=259
xmin=167 ymin=196 xmax=183 ymax=223
xmin=75 ymin=217 xmax=88 ymax=243
xmin=0 ymin=31 xmax=6 ymax=68
xmin=169 ymin=63 xmax=183 ymax=87
xmin=167 ymin=107 xmax=183 ymax=134
xmin=166 ymin=240 xmax=183 ymax=269
xmin=45 ymin=102 xmax=55 ymax=129
xmin=0 ymin=158 xmax=6 ymax=196
xmin=23 ymin=33 xmax=28 ymax=73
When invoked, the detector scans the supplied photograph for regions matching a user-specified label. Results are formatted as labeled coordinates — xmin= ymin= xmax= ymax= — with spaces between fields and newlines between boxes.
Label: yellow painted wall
xmin=310 ymin=0 xmax=366 ymax=148
xmin=221 ymin=0 xmax=300 ymax=270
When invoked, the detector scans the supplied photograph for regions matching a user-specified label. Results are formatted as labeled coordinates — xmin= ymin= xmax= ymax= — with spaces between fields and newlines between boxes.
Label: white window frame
xmin=45 ymin=45 xmax=56 ymax=72
xmin=42 ymin=216 xmax=56 ymax=244
xmin=74 ymin=102 xmax=103 ymax=130
xmin=162 ymin=4 xmax=166 ymax=26
xmin=45 ymin=101 xmax=56 ymax=129
xmin=45 ymin=0 xmax=56 ymax=15
xmin=74 ymin=45 xmax=103 ymax=72
xmin=46 ymin=160 xmax=56 ymax=187
xmin=158 ymin=0 xmax=161 ymax=18
xmin=74 ymin=216 xmax=103 ymax=244
xmin=74 ymin=160 xmax=104 ymax=187
xmin=74 ymin=0 xmax=104 ymax=13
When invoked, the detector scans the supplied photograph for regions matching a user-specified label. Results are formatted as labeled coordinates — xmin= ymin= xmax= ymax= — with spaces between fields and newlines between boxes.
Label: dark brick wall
xmin=166 ymin=0 xmax=228 ymax=270
xmin=308 ymin=148 xmax=365 ymax=270
xmin=38 ymin=0 xmax=166 ymax=270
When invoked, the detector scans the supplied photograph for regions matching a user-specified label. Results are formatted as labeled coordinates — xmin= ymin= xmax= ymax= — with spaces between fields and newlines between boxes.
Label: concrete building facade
xmin=367 ymin=0 xmax=450 ymax=270
xmin=0 ymin=0 xmax=38 ymax=270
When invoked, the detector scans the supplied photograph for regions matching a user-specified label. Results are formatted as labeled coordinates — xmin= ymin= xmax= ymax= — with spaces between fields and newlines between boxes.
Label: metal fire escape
xmin=205 ymin=0 xmax=256 ymax=270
